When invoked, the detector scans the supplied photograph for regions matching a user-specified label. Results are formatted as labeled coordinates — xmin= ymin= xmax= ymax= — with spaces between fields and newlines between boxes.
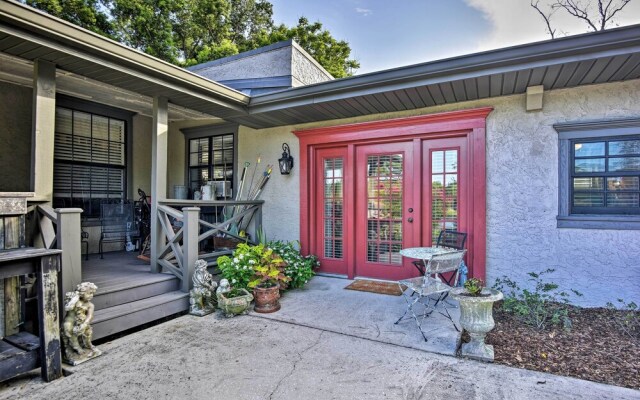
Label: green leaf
xmin=248 ymin=279 xmax=261 ymax=288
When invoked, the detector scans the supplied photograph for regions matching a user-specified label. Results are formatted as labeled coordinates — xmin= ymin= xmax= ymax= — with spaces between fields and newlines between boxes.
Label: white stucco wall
xmin=291 ymin=45 xmax=334 ymax=86
xmin=237 ymin=125 xmax=301 ymax=242
xmin=192 ymin=47 xmax=292 ymax=82
xmin=239 ymin=79 xmax=640 ymax=307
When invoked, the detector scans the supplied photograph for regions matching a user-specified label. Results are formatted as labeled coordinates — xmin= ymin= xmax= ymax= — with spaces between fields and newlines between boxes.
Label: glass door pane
xmin=431 ymin=149 xmax=459 ymax=244
xmin=366 ymin=154 xmax=403 ymax=264
xmin=323 ymin=158 xmax=344 ymax=259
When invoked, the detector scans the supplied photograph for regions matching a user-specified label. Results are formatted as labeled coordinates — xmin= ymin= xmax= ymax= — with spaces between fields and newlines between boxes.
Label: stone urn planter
xmin=450 ymin=287 xmax=503 ymax=362
xmin=217 ymin=288 xmax=253 ymax=317
xmin=253 ymin=284 xmax=281 ymax=313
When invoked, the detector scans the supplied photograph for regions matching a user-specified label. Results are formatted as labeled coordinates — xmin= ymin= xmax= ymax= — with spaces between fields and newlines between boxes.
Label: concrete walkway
xmin=2 ymin=277 xmax=639 ymax=400
xmin=254 ymin=276 xmax=461 ymax=356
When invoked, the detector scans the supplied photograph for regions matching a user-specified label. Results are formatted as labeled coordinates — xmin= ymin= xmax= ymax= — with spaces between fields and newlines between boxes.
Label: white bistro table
xmin=399 ymin=247 xmax=457 ymax=272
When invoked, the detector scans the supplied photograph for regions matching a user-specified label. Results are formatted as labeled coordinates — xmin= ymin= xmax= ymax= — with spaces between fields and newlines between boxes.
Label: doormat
xmin=345 ymin=280 xmax=406 ymax=296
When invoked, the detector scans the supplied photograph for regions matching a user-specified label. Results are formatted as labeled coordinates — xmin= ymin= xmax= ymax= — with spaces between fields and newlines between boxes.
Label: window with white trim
xmin=555 ymin=119 xmax=640 ymax=229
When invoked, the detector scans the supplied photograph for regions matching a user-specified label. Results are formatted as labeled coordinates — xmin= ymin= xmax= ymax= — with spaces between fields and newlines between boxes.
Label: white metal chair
xmin=395 ymin=250 xmax=466 ymax=341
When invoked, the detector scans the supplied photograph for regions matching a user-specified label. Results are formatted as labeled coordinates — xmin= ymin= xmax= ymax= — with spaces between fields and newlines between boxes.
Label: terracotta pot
xmin=213 ymin=236 xmax=243 ymax=250
xmin=253 ymin=284 xmax=281 ymax=313
xmin=450 ymin=287 xmax=503 ymax=362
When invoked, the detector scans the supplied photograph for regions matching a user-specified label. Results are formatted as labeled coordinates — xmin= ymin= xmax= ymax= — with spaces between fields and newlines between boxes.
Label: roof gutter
xmin=248 ymin=24 xmax=640 ymax=113
xmin=0 ymin=0 xmax=250 ymax=109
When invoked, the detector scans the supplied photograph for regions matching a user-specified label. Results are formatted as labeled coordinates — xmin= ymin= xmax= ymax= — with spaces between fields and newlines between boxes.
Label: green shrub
xmin=217 ymin=241 xmax=319 ymax=291
xmin=493 ymin=268 xmax=582 ymax=330
xmin=217 ymin=243 xmax=263 ymax=290
xmin=606 ymin=299 xmax=639 ymax=338
xmin=247 ymin=246 xmax=290 ymax=289
xmin=268 ymin=240 xmax=319 ymax=289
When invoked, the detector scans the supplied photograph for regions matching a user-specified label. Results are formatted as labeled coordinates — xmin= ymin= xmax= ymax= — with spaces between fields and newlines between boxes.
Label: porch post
xmin=181 ymin=207 xmax=200 ymax=292
xmin=31 ymin=59 xmax=56 ymax=201
xmin=56 ymin=208 xmax=83 ymax=295
xmin=150 ymin=97 xmax=168 ymax=273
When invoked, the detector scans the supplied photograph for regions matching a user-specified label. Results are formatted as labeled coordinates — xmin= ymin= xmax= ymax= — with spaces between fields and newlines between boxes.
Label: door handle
xmin=407 ymin=217 xmax=414 ymax=223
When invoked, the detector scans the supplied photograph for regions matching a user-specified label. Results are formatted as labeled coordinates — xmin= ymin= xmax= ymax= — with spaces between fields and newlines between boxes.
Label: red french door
xmin=422 ymin=137 xmax=469 ymax=248
xmin=312 ymin=138 xmax=470 ymax=281
xmin=354 ymin=142 xmax=415 ymax=280
xmin=314 ymin=147 xmax=350 ymax=276
xmin=298 ymin=108 xmax=490 ymax=281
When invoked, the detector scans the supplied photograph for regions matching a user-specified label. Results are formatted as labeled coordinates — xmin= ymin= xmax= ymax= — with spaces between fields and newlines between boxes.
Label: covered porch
xmin=0 ymin=0 xmax=264 ymax=338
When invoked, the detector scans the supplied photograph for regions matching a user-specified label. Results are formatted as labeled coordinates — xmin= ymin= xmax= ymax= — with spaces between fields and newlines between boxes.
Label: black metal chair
xmin=412 ymin=230 xmax=467 ymax=283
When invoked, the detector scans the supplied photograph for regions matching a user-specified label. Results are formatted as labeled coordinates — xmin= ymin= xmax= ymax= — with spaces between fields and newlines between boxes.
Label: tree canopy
xmin=21 ymin=0 xmax=359 ymax=77
xmin=531 ymin=0 xmax=634 ymax=38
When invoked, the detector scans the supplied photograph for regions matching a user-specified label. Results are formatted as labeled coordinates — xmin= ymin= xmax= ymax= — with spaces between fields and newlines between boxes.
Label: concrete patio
xmin=253 ymin=276 xmax=461 ymax=356
xmin=1 ymin=276 xmax=639 ymax=400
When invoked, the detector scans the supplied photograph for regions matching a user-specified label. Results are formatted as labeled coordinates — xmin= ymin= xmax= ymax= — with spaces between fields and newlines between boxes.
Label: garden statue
xmin=62 ymin=282 xmax=102 ymax=366
xmin=216 ymin=278 xmax=231 ymax=296
xmin=190 ymin=259 xmax=218 ymax=316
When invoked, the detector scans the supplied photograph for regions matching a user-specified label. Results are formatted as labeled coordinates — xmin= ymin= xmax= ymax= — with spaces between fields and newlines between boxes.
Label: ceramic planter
xmin=217 ymin=288 xmax=253 ymax=317
xmin=450 ymin=287 xmax=503 ymax=362
xmin=253 ymin=285 xmax=281 ymax=313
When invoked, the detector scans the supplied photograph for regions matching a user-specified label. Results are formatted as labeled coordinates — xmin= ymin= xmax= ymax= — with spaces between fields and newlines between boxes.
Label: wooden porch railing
xmin=28 ymin=204 xmax=83 ymax=295
xmin=154 ymin=200 xmax=263 ymax=292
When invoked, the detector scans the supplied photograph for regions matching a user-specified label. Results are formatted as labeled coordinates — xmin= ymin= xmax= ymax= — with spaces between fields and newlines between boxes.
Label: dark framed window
xmin=555 ymin=118 xmax=640 ymax=229
xmin=53 ymin=106 xmax=128 ymax=218
xmin=571 ymin=137 xmax=640 ymax=214
xmin=188 ymin=133 xmax=234 ymax=195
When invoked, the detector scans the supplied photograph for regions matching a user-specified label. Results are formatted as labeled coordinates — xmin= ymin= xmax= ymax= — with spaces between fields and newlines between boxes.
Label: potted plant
xmin=216 ymin=279 xmax=254 ymax=317
xmin=450 ymin=278 xmax=503 ymax=362
xmin=269 ymin=240 xmax=319 ymax=289
xmin=248 ymin=247 xmax=291 ymax=313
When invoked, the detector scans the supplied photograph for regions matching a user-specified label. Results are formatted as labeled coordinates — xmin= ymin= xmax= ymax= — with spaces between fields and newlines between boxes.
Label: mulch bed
xmin=485 ymin=305 xmax=640 ymax=390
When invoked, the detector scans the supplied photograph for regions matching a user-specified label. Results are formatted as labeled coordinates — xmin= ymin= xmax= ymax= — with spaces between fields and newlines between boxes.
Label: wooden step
xmin=92 ymin=273 xmax=180 ymax=309
xmin=92 ymin=291 xmax=189 ymax=341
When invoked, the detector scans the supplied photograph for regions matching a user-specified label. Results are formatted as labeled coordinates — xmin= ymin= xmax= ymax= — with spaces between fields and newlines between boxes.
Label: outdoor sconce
xmin=278 ymin=143 xmax=294 ymax=175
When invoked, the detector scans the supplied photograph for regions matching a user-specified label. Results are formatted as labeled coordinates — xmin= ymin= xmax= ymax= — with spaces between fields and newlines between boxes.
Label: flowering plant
xmin=217 ymin=241 xmax=319 ymax=291
xmin=268 ymin=240 xmax=319 ymax=289
xmin=217 ymin=243 xmax=261 ymax=290
xmin=247 ymin=245 xmax=290 ymax=289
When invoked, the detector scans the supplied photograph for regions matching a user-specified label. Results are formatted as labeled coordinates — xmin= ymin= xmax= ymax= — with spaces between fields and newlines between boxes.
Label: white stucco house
xmin=0 ymin=0 xmax=638 ymax=339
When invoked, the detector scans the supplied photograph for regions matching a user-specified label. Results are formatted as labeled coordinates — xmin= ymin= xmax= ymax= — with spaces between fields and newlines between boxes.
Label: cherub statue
xmin=62 ymin=282 xmax=102 ymax=365
xmin=216 ymin=278 xmax=231 ymax=296
xmin=190 ymin=259 xmax=218 ymax=316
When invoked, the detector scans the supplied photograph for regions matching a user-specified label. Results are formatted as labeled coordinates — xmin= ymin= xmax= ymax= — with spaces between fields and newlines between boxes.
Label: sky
xmin=268 ymin=0 xmax=640 ymax=75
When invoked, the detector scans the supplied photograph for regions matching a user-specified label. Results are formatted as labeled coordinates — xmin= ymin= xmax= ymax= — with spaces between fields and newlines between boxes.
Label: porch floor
xmin=82 ymin=251 xmax=172 ymax=294
xmin=252 ymin=276 xmax=462 ymax=356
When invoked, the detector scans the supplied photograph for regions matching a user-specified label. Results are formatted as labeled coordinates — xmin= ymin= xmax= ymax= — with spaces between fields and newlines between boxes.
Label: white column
xmin=31 ymin=59 xmax=56 ymax=201
xmin=150 ymin=97 xmax=168 ymax=273
xmin=56 ymin=208 xmax=83 ymax=295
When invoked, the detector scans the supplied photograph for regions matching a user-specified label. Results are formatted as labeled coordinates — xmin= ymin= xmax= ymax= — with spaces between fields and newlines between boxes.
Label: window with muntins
xmin=555 ymin=118 xmax=640 ymax=229
xmin=53 ymin=107 xmax=127 ymax=218
xmin=188 ymin=133 xmax=234 ymax=195
xmin=571 ymin=137 xmax=640 ymax=215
